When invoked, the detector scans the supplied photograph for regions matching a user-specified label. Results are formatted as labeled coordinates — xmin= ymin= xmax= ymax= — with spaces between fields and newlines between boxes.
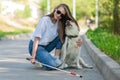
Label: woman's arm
xmin=31 ymin=37 xmax=40 ymax=64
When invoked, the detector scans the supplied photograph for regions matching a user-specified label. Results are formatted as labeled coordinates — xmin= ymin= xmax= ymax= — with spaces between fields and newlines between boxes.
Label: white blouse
xmin=31 ymin=16 xmax=58 ymax=45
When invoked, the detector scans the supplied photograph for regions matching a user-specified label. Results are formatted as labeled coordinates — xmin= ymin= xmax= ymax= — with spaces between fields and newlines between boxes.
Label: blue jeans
xmin=28 ymin=36 xmax=62 ymax=70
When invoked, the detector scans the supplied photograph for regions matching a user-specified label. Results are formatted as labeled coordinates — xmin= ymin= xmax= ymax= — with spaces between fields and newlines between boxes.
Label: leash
xmin=26 ymin=58 xmax=82 ymax=78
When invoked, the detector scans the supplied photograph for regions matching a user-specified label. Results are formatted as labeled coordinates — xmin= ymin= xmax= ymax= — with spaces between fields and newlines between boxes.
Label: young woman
xmin=28 ymin=4 xmax=82 ymax=70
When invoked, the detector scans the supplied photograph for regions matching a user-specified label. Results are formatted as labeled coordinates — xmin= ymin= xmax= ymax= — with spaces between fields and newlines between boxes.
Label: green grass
xmin=0 ymin=16 xmax=35 ymax=38
xmin=86 ymin=27 xmax=120 ymax=64
xmin=0 ymin=29 xmax=32 ymax=37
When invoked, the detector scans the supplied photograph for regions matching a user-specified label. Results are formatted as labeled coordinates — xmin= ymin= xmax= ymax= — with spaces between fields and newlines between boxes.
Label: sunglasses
xmin=56 ymin=9 xmax=65 ymax=18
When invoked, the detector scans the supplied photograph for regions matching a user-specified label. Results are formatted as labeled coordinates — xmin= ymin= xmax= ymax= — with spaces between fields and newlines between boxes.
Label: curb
xmin=82 ymin=35 xmax=120 ymax=80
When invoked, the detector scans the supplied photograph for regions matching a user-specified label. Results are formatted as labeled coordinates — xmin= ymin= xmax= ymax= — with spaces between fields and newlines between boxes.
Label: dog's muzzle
xmin=66 ymin=20 xmax=72 ymax=26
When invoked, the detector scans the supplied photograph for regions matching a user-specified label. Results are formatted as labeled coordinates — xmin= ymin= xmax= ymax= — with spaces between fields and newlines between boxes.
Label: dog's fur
xmin=60 ymin=20 xmax=92 ymax=69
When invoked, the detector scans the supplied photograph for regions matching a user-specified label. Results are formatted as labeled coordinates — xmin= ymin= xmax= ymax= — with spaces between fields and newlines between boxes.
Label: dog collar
xmin=66 ymin=35 xmax=78 ymax=39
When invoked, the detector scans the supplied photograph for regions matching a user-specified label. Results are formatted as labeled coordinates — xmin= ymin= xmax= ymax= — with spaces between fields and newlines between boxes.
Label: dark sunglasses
xmin=56 ymin=10 xmax=65 ymax=18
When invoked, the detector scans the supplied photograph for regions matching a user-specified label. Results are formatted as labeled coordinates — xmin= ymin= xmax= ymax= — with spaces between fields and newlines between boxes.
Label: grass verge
xmin=0 ymin=29 xmax=32 ymax=37
xmin=86 ymin=27 xmax=120 ymax=64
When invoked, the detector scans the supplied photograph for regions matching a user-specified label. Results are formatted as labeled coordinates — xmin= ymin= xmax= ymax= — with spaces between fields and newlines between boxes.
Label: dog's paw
xmin=83 ymin=64 xmax=93 ymax=69
xmin=77 ymin=65 xmax=83 ymax=69
xmin=58 ymin=63 xmax=68 ymax=69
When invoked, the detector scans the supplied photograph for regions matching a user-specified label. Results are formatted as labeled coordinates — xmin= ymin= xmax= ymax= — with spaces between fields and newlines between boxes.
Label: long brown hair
xmin=47 ymin=4 xmax=79 ymax=43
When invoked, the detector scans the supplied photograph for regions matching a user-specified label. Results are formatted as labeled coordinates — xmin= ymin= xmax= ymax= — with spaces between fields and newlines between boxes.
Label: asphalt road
xmin=0 ymin=34 xmax=104 ymax=80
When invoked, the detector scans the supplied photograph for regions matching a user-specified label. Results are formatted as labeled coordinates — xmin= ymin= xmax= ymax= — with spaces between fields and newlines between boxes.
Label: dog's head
xmin=65 ymin=20 xmax=77 ymax=29
xmin=65 ymin=20 xmax=79 ymax=36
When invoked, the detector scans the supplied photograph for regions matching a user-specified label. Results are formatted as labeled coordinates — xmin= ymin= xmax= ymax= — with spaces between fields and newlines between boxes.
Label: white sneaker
xmin=55 ymin=58 xmax=62 ymax=65
xmin=54 ymin=56 xmax=62 ymax=66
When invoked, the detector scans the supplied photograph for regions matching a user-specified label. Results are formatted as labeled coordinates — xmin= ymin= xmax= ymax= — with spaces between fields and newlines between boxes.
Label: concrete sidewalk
xmin=0 ymin=34 xmax=104 ymax=80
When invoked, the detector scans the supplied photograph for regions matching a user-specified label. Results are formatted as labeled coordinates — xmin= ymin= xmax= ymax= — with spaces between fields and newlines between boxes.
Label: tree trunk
xmin=113 ymin=0 xmax=120 ymax=35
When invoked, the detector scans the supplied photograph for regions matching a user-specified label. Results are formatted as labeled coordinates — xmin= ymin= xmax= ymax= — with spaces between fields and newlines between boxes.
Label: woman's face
xmin=54 ymin=6 xmax=66 ymax=20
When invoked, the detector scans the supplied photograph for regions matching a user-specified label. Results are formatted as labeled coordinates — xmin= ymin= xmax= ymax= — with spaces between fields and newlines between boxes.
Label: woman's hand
xmin=30 ymin=58 xmax=35 ymax=64
xmin=76 ymin=38 xmax=82 ymax=46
